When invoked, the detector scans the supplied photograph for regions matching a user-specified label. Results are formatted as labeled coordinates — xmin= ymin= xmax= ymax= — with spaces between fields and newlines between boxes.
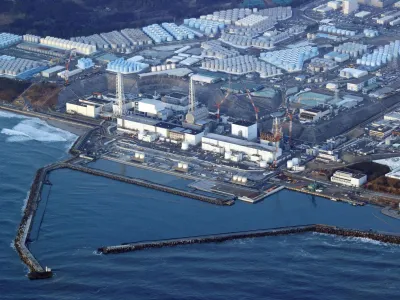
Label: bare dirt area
xmin=23 ymin=83 xmax=61 ymax=109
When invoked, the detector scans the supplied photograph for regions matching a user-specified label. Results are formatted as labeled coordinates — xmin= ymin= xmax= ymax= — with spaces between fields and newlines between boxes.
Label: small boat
xmin=331 ymin=198 xmax=337 ymax=202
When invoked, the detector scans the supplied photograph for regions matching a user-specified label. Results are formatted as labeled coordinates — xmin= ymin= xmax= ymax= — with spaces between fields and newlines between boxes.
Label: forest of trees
xmin=0 ymin=0 xmax=239 ymax=37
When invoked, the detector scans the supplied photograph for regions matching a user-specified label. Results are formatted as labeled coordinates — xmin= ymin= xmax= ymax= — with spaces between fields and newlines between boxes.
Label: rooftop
xmin=232 ymin=120 xmax=255 ymax=127
xmin=204 ymin=133 xmax=276 ymax=152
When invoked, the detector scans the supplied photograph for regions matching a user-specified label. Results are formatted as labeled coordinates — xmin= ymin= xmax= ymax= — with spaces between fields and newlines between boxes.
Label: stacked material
xmin=357 ymin=40 xmax=400 ymax=67
xmin=142 ymin=24 xmax=174 ymax=43
xmin=183 ymin=18 xmax=225 ymax=36
xmin=107 ymin=58 xmax=149 ymax=73
xmin=100 ymin=31 xmax=131 ymax=49
xmin=161 ymin=23 xmax=195 ymax=40
xmin=201 ymin=40 xmax=239 ymax=59
xmin=0 ymin=33 xmax=22 ymax=49
xmin=121 ymin=28 xmax=153 ymax=46
xmin=23 ymin=34 xmax=40 ymax=44
xmin=201 ymin=55 xmax=281 ymax=78
xmin=71 ymin=34 xmax=110 ymax=49
xmin=0 ymin=56 xmax=46 ymax=76
xmin=260 ymin=46 xmax=319 ymax=72
xmin=334 ymin=42 xmax=368 ymax=58
xmin=40 ymin=36 xmax=96 ymax=55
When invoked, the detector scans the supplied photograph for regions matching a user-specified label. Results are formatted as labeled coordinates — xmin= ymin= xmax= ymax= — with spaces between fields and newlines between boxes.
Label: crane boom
xmin=246 ymin=89 xmax=259 ymax=121
xmin=64 ymin=48 xmax=76 ymax=86
xmin=216 ymin=91 xmax=230 ymax=121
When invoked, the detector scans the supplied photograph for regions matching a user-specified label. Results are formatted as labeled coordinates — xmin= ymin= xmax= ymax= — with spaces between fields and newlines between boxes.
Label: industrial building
xmin=299 ymin=107 xmax=330 ymax=123
xmin=41 ymin=65 xmax=65 ymax=78
xmin=231 ymin=120 xmax=257 ymax=141
xmin=316 ymin=149 xmax=340 ymax=163
xmin=201 ymin=133 xmax=281 ymax=163
xmin=77 ymin=58 xmax=94 ymax=70
xmin=191 ymin=73 xmax=221 ymax=84
xmin=384 ymin=110 xmax=400 ymax=122
xmin=365 ymin=121 xmax=398 ymax=139
xmin=346 ymin=75 xmax=376 ymax=92
xmin=340 ymin=68 xmax=368 ymax=79
xmin=117 ymin=115 xmax=204 ymax=145
xmin=342 ymin=0 xmax=359 ymax=14
xmin=330 ymin=170 xmax=367 ymax=187
xmin=58 ymin=68 xmax=82 ymax=79
xmin=66 ymin=97 xmax=113 ymax=118
xmin=308 ymin=58 xmax=337 ymax=73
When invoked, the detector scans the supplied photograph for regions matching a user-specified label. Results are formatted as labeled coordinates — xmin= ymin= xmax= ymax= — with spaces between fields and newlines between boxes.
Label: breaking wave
xmin=1 ymin=116 xmax=76 ymax=143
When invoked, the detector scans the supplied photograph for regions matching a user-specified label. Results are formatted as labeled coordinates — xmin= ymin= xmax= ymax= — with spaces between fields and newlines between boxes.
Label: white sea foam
xmin=1 ymin=116 xmax=77 ymax=143
xmin=21 ymin=191 xmax=30 ymax=215
xmin=0 ymin=110 xmax=29 ymax=119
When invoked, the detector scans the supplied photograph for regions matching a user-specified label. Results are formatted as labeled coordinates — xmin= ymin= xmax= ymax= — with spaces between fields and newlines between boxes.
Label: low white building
xmin=340 ymin=68 xmax=368 ymax=79
xmin=299 ymin=107 xmax=330 ymax=123
xmin=231 ymin=120 xmax=257 ymax=141
xmin=347 ymin=75 xmax=376 ymax=92
xmin=202 ymin=133 xmax=281 ymax=163
xmin=117 ymin=116 xmax=203 ymax=145
xmin=326 ymin=82 xmax=339 ymax=91
xmin=66 ymin=97 xmax=113 ymax=118
xmin=331 ymin=170 xmax=367 ymax=187
xmin=384 ymin=110 xmax=400 ymax=122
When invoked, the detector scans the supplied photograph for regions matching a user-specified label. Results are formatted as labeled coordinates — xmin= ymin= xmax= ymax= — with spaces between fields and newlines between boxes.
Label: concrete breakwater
xmin=61 ymin=163 xmax=234 ymax=206
xmin=98 ymin=224 xmax=400 ymax=255
xmin=14 ymin=160 xmax=233 ymax=279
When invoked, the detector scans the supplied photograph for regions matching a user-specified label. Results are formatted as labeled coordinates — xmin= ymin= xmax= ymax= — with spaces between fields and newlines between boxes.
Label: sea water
xmin=1 ymin=111 xmax=399 ymax=299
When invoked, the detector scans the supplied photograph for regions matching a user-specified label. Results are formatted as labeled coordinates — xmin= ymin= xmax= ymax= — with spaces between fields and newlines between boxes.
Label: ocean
xmin=1 ymin=110 xmax=399 ymax=300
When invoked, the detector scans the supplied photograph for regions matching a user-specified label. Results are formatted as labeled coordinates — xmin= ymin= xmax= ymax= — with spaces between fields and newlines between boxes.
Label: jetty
xmin=98 ymin=224 xmax=400 ymax=255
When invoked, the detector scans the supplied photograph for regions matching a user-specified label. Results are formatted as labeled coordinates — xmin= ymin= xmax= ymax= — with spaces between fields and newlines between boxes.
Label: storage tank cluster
xmin=107 ymin=58 xmax=149 ymax=73
xmin=121 ymin=28 xmax=153 ymax=46
xmin=0 ymin=33 xmax=22 ymax=49
xmin=199 ymin=8 xmax=254 ymax=25
xmin=0 ymin=56 xmax=46 ymax=76
xmin=258 ymin=6 xmax=293 ymax=20
xmin=183 ymin=18 xmax=225 ymax=36
xmin=357 ymin=40 xmax=400 ymax=67
xmin=260 ymin=46 xmax=319 ymax=72
xmin=77 ymin=58 xmax=94 ymax=70
xmin=318 ymin=25 xmax=356 ymax=36
xmin=143 ymin=24 xmax=174 ymax=43
xmin=100 ymin=31 xmax=131 ymax=49
xmin=40 ymin=36 xmax=96 ymax=55
xmin=181 ymin=142 xmax=189 ymax=150
xmin=334 ymin=42 xmax=367 ymax=58
xmin=201 ymin=40 xmax=239 ymax=59
xmin=201 ymin=55 xmax=281 ymax=78
xmin=71 ymin=34 xmax=110 ymax=49
xmin=234 ymin=14 xmax=269 ymax=27
xmin=23 ymin=34 xmax=40 ymax=44
xmin=286 ymin=158 xmax=300 ymax=170
xmin=220 ymin=33 xmax=253 ymax=48
xmin=363 ymin=29 xmax=379 ymax=38
xmin=161 ymin=23 xmax=195 ymax=40
xmin=228 ymin=20 xmax=276 ymax=36
xmin=308 ymin=58 xmax=337 ymax=72
xmin=232 ymin=175 xmax=248 ymax=184
xmin=150 ymin=63 xmax=177 ymax=72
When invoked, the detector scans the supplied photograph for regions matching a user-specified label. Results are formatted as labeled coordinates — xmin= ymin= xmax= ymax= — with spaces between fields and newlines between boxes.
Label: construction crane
xmin=245 ymin=89 xmax=259 ymax=122
xmin=216 ymin=91 xmax=230 ymax=121
xmin=64 ymin=48 xmax=76 ymax=86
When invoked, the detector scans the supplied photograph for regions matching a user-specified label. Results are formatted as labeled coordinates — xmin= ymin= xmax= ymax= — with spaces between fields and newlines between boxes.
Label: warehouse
xmin=58 ymin=68 xmax=83 ymax=79
xmin=201 ymin=133 xmax=281 ymax=163
xmin=331 ymin=170 xmax=367 ymax=187
xmin=66 ymin=97 xmax=113 ymax=118
xmin=340 ymin=68 xmax=368 ymax=79
xmin=41 ymin=65 xmax=65 ymax=78
xmin=347 ymin=75 xmax=376 ymax=92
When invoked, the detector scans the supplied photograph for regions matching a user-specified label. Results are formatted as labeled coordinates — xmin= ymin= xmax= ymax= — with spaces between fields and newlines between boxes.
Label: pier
xmin=98 ymin=224 xmax=400 ymax=255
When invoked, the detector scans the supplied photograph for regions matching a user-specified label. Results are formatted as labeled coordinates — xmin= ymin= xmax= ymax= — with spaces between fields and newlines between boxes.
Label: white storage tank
xmin=178 ymin=162 xmax=183 ymax=168
xmin=287 ymin=160 xmax=294 ymax=169
xmin=260 ymin=161 xmax=268 ymax=168
xmin=233 ymin=175 xmax=238 ymax=181
xmin=181 ymin=142 xmax=189 ymax=150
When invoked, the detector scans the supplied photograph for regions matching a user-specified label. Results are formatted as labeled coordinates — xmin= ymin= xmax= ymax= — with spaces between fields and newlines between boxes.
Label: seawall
xmin=98 ymin=224 xmax=400 ymax=255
